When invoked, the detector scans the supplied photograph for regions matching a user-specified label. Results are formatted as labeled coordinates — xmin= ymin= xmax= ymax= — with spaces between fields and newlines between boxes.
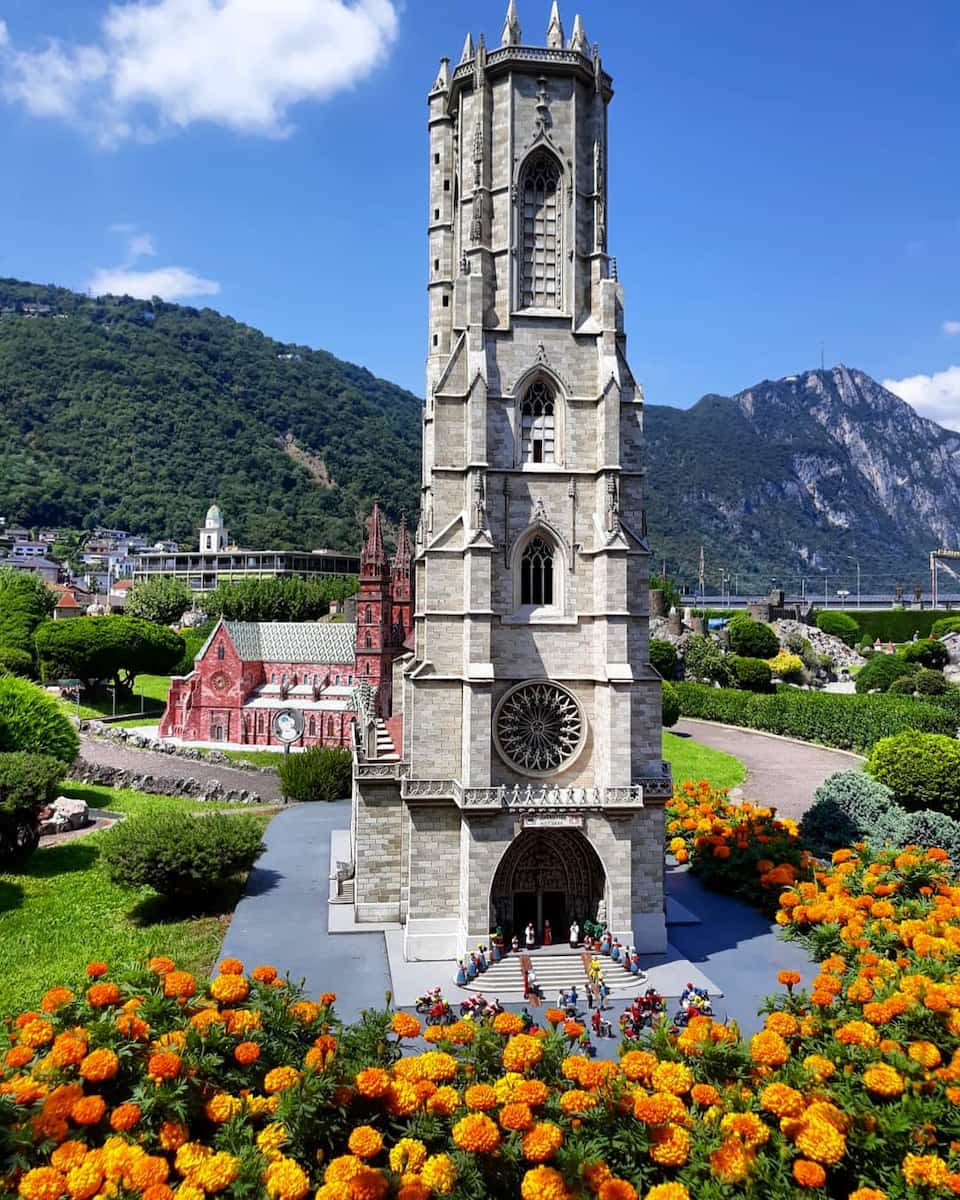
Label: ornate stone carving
xmin=494 ymin=681 xmax=585 ymax=775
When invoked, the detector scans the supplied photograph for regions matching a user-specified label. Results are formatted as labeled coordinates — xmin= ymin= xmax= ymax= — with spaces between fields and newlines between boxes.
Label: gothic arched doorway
xmin=489 ymin=829 xmax=606 ymax=940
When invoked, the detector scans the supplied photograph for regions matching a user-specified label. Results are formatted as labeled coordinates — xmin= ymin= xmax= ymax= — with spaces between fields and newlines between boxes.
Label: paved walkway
xmin=77 ymin=735 xmax=283 ymax=803
xmin=674 ymin=718 xmax=863 ymax=820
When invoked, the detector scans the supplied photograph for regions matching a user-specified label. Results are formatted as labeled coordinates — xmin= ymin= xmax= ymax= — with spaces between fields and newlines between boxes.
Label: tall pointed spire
xmin=546 ymin=1 xmax=564 ymax=49
xmin=361 ymin=502 xmax=387 ymax=578
xmin=501 ymin=0 xmax=521 ymax=46
xmin=459 ymin=31 xmax=474 ymax=63
xmin=569 ymin=13 xmax=588 ymax=54
xmin=392 ymin=512 xmax=412 ymax=571
xmin=433 ymin=56 xmax=449 ymax=92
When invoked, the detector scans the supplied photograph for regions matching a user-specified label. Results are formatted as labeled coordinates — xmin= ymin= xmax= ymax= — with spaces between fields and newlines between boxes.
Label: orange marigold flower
xmin=492 ymin=1011 xmax=525 ymax=1036
xmin=210 ymin=974 xmax=249 ymax=1004
xmin=836 ymin=1020 xmax=880 ymax=1048
xmin=41 ymin=987 xmax=75 ymax=1014
xmin=348 ymin=1126 xmax=384 ymax=1160
xmin=147 ymin=955 xmax=175 ymax=974
xmin=691 ymin=1083 xmax=721 ymax=1107
xmin=218 ymin=957 xmax=244 ymax=974
xmin=85 ymin=982 xmax=121 ymax=1008
xmin=50 ymin=1141 xmax=87 ymax=1173
xmin=264 ymin=1066 xmax=301 ymax=1094
xmin=643 ymin=1186 xmax=690 ymax=1200
xmin=18 ymin=1166 xmax=67 ymax=1200
xmin=760 ymin=1083 xmax=804 ymax=1118
xmin=721 ymin=1112 xmax=769 ymax=1148
xmin=902 ymin=1154 xmax=949 ymax=1188
xmin=264 ymin=1156 xmax=311 ymax=1200
xmin=158 ymin=1120 xmax=189 ymax=1151
xmin=502 ymin=1034 xmax=544 ymax=1073
xmin=66 ymin=1159 xmax=103 ymax=1200
xmin=560 ymin=1089 xmax=597 ymax=1115
xmin=115 ymin=1011 xmax=149 ymax=1040
xmin=599 ymin=1181 xmax=639 ymax=1200
xmin=79 ymin=1048 xmax=119 ymax=1082
xmin=848 ymin=1190 xmax=888 ymax=1200
xmin=85 ymin=962 xmax=108 ymax=978
xmin=109 ymin=1103 xmax=141 ymax=1132
xmin=386 ymin=1080 xmax=420 ymax=1117
xmin=425 ymin=1085 xmax=460 ymax=1116
xmin=162 ymin=971 xmax=196 ymax=999
xmin=764 ymin=1011 xmax=799 ymax=1037
xmin=355 ymin=1067 xmax=390 ymax=1098
xmin=544 ymin=1008 xmax=566 ymax=1026
xmin=320 ymin=991 xmax=336 ymax=1006
xmin=453 ymin=1112 xmax=501 ymax=1153
xmin=420 ymin=1154 xmax=457 ymax=1196
xmin=142 ymin=1188 xmax=173 ymax=1200
xmin=520 ymin=1166 xmax=573 ymax=1200
xmin=500 ymin=1101 xmax=534 ymax=1130
xmin=147 ymin=1051 xmax=181 ymax=1081
xmin=465 ymin=1084 xmax=498 ymax=1111
xmin=391 ymin=1012 xmax=421 ymax=1039
xmin=5 ymin=1044 xmax=34 ymax=1068
xmin=633 ymin=1090 xmax=687 ymax=1125
xmin=795 ymin=1120 xmax=846 ymax=1165
xmin=564 ymin=1020 xmax=585 ymax=1039
xmin=793 ymin=1160 xmax=827 ymax=1188
xmin=749 ymin=1030 xmax=789 ymax=1067
xmin=251 ymin=964 xmax=278 ymax=983
xmin=388 ymin=1139 xmax=427 ymax=1175
xmin=802 ymin=1054 xmax=836 ymax=1082
xmin=864 ymin=1064 xmax=904 ymax=1098
xmin=70 ymin=1095 xmax=106 ymax=1126
xmin=778 ymin=970 xmax=802 ymax=988
xmin=20 ymin=1019 xmax=56 ymax=1050
xmin=234 ymin=1040 xmax=260 ymax=1065
xmin=651 ymin=1061 xmax=693 ymax=1095
xmin=522 ymin=1121 xmax=564 ymax=1163
xmin=515 ymin=1078 xmax=550 ymax=1107
xmin=649 ymin=1123 xmax=691 ymax=1166
xmin=710 ymin=1137 xmax=755 ymax=1184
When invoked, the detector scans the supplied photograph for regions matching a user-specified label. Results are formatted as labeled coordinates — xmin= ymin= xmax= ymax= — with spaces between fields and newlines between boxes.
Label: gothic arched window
xmin=520 ymin=536 xmax=555 ymax=606
xmin=328 ymin=717 xmax=335 ymax=736
xmin=308 ymin=716 xmax=316 ymax=736
xmin=520 ymin=380 xmax=556 ymax=464
xmin=365 ymin=605 xmax=372 ymax=624
xmin=217 ymin=642 xmax=225 ymax=660
xmin=364 ymin=632 xmax=372 ymax=649
xmin=519 ymin=152 xmax=562 ymax=309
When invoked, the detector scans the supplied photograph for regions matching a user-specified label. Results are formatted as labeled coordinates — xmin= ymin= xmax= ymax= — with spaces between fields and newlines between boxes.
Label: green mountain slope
xmin=0 ymin=279 xmax=420 ymax=549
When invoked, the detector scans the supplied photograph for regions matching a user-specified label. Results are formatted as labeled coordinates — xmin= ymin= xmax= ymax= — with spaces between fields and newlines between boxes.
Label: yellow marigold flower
xmin=79 ymin=1048 xmax=119 ymax=1082
xmin=174 ymin=1186 xmax=205 ymax=1200
xmin=41 ymin=988 xmax=75 ymax=1014
xmin=520 ymin=1166 xmax=574 ymax=1200
xmin=264 ymin=1066 xmax=301 ymax=1094
xmin=503 ymin=1033 xmax=544 ymax=1073
xmin=903 ymin=1154 xmax=949 ymax=1187
xmin=709 ymin=1137 xmax=755 ymax=1184
xmin=620 ymin=1050 xmax=657 ymax=1083
xmin=720 ymin=1112 xmax=769 ymax=1147
xmin=324 ymin=1156 xmax=362 ymax=1185
xmin=493 ymin=1072 xmax=524 ymax=1103
xmin=643 ymin=1186 xmax=690 ymax=1200
xmin=158 ymin=1120 xmax=189 ymax=1151
xmin=264 ymin=1156 xmax=310 ymax=1200
xmin=651 ymin=1061 xmax=693 ymax=1096
xmin=385 ymin=1080 xmax=420 ymax=1117
xmin=420 ymin=1051 xmax=457 ymax=1082
xmin=802 ymin=1054 xmax=836 ymax=1082
xmin=420 ymin=1154 xmax=457 ymax=1195
xmin=848 ymin=1190 xmax=888 ymax=1200
xmin=836 ymin=1020 xmax=879 ymax=1048
xmin=649 ymin=1122 xmax=691 ymax=1166
xmin=465 ymin=1083 xmax=498 ymax=1111
xmin=453 ymin=1112 xmax=501 ymax=1153
xmin=175 ymin=1142 xmax=212 ymax=1175
xmin=50 ymin=1143 xmax=87 ymax=1174
xmin=189 ymin=1008 xmax=224 ymax=1034
xmin=153 ymin=1029 xmax=187 ymax=1051
xmin=388 ymin=1139 xmax=427 ymax=1175
xmin=210 ymin=974 xmax=249 ymax=1004
xmin=559 ymin=1089 xmax=597 ymax=1115
xmin=521 ymin=1121 xmax=563 ymax=1163
xmin=256 ymin=1123 xmax=287 ymax=1161
xmin=425 ymin=1085 xmax=460 ymax=1116
xmin=749 ymin=1029 xmax=790 ymax=1067
xmin=760 ymin=1083 xmax=804 ymax=1118
xmin=908 ymin=1041 xmax=941 ymax=1068
xmin=864 ymin=1064 xmax=904 ymax=1098
xmin=66 ymin=1160 xmax=103 ymax=1200
xmin=792 ymin=1160 xmax=826 ymax=1188
xmin=795 ymin=1120 xmax=846 ymax=1165
xmin=355 ymin=1067 xmax=390 ymax=1098
xmin=205 ymin=1093 xmax=243 ymax=1123
xmin=347 ymin=1126 xmax=383 ymax=1160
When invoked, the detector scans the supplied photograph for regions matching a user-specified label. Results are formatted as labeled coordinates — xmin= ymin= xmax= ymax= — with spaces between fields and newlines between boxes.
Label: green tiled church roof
xmin=223 ymin=621 xmax=356 ymax=664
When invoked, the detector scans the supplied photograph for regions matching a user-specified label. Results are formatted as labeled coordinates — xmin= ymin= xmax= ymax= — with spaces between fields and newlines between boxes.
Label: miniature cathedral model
xmin=350 ymin=2 xmax=672 ymax=961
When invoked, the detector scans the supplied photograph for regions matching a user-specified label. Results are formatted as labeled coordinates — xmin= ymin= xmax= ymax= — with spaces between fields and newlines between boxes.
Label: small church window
xmin=365 ymin=605 xmax=372 ymax=624
xmin=521 ymin=536 xmax=555 ymax=606
xmin=271 ymin=673 xmax=276 ymax=684
xmin=520 ymin=380 xmax=556 ymax=464
xmin=348 ymin=674 xmax=353 ymax=685
xmin=308 ymin=716 xmax=316 ymax=736
xmin=217 ymin=642 xmax=225 ymax=660
xmin=328 ymin=717 xmax=335 ymax=736
xmin=364 ymin=633 xmax=372 ymax=649
xmin=519 ymin=151 xmax=562 ymax=309
xmin=335 ymin=675 xmax=340 ymax=685
xmin=313 ymin=673 xmax=319 ymax=686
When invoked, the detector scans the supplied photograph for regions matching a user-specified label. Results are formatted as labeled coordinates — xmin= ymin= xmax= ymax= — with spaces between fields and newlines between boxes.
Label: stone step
xmin=462 ymin=952 xmax=650 ymax=998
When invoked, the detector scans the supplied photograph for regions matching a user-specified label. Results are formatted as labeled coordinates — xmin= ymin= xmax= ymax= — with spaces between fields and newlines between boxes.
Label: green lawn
xmin=0 ymin=788 xmax=271 ymax=1014
xmin=663 ymin=729 xmax=746 ymax=790
xmin=61 ymin=674 xmax=171 ymax=721
xmin=221 ymin=749 xmax=285 ymax=769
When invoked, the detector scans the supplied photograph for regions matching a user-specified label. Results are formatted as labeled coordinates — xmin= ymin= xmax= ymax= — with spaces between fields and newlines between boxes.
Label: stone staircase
xmin=375 ymin=719 xmax=399 ymax=760
xmin=461 ymin=948 xmax=651 ymax=1000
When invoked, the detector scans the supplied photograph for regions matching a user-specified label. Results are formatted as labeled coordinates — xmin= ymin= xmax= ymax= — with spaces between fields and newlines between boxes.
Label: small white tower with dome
xmin=199 ymin=504 xmax=229 ymax=554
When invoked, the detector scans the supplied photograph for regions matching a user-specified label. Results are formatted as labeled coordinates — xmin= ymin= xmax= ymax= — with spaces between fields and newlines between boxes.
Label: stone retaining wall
xmin=76 ymin=720 xmax=274 ymax=774
xmin=67 ymin=758 xmax=266 ymax=805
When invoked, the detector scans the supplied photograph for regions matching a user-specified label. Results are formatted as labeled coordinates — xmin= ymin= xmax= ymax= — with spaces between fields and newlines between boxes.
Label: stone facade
xmin=351 ymin=3 xmax=671 ymax=961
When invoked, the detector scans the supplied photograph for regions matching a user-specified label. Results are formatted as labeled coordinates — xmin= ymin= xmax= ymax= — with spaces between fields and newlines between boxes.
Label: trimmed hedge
xmin=815 ymin=610 xmax=860 ymax=646
xmin=728 ymin=655 xmax=772 ymax=693
xmin=819 ymin=609 xmax=942 ymax=643
xmin=931 ymin=616 xmax=960 ymax=639
xmin=277 ymin=746 xmax=352 ymax=803
xmin=0 ymin=675 xmax=79 ymax=764
xmin=674 ymin=681 xmax=956 ymax=752
xmin=866 ymin=731 xmax=960 ymax=815
xmin=661 ymin=681 xmax=680 ymax=729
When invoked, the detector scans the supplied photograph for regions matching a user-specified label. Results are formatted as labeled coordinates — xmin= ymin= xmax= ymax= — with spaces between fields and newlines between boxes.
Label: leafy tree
xmin=0 ymin=676 xmax=79 ymax=763
xmin=727 ymin=615 xmax=778 ymax=659
xmin=34 ymin=615 xmax=184 ymax=695
xmin=901 ymin=639 xmax=949 ymax=670
xmin=126 ymin=576 xmax=193 ymax=625
xmin=682 ymin=635 xmax=729 ymax=685
xmin=931 ymin=616 xmax=960 ymax=639
xmin=649 ymin=574 xmax=681 ymax=613
xmin=0 ymin=569 xmax=56 ymax=676
xmin=0 ymin=752 xmax=66 ymax=869
xmin=206 ymin=576 xmax=356 ymax=622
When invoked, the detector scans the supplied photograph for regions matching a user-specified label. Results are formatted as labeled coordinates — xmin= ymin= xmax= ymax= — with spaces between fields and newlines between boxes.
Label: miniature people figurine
xmin=511 ymin=934 xmax=520 ymax=953
xmin=569 ymin=921 xmax=580 ymax=948
xmin=557 ymin=988 xmax=566 ymax=1010
xmin=543 ymin=920 xmax=552 ymax=946
xmin=525 ymin=922 xmax=536 ymax=950
xmin=591 ymin=1008 xmax=602 ymax=1035
xmin=611 ymin=939 xmax=622 ymax=963
xmin=491 ymin=940 xmax=501 ymax=963
xmin=455 ymin=959 xmax=467 ymax=987
xmin=477 ymin=944 xmax=487 ymax=972
xmin=568 ymin=984 xmax=578 ymax=1010
xmin=600 ymin=931 xmax=612 ymax=955
xmin=521 ymin=1007 xmax=534 ymax=1031
xmin=466 ymin=956 xmax=478 ymax=981
xmin=527 ymin=968 xmax=539 ymax=1000
xmin=599 ymin=979 xmax=609 ymax=1009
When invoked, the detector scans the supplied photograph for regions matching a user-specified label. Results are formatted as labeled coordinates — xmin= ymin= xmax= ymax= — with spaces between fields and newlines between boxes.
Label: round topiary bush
xmin=901 ymin=808 xmax=960 ymax=866
xmin=932 ymin=617 xmax=960 ymax=639
xmin=0 ymin=675 xmax=79 ymax=764
xmin=901 ymin=639 xmax=949 ymax=670
xmin=727 ymin=655 xmax=772 ymax=693
xmin=886 ymin=675 xmax=916 ymax=695
xmin=661 ymin=681 xmax=680 ymax=728
xmin=914 ymin=668 xmax=948 ymax=696
xmin=815 ymin=611 xmax=860 ymax=647
xmin=650 ymin=638 xmax=678 ymax=681
xmin=855 ymin=653 xmax=916 ymax=695
xmin=99 ymin=810 xmax=265 ymax=904
xmin=799 ymin=770 xmax=896 ymax=858
xmin=727 ymin=615 xmax=779 ymax=660
xmin=866 ymin=731 xmax=960 ymax=815
xmin=0 ymin=646 xmax=35 ymax=677
xmin=766 ymin=651 xmax=805 ymax=682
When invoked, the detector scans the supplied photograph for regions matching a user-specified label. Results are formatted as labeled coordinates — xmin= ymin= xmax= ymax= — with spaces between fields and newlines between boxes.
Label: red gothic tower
xmin=390 ymin=512 xmax=413 ymax=644
xmin=357 ymin=502 xmax=394 ymax=715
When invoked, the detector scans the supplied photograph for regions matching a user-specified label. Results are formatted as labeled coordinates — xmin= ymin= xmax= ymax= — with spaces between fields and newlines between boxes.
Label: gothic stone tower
xmin=351 ymin=2 xmax=671 ymax=961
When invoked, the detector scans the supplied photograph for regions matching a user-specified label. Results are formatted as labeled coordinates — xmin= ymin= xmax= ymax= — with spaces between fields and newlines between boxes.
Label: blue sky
xmin=1 ymin=0 xmax=959 ymax=424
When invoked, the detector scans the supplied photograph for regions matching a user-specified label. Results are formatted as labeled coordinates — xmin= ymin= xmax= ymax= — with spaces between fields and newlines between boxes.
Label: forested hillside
xmin=0 ymin=279 xmax=420 ymax=550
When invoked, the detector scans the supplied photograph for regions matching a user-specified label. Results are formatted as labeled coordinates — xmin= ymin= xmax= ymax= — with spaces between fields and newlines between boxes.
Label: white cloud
xmin=944 ymin=320 xmax=960 ymax=336
xmin=127 ymin=233 xmax=155 ymax=259
xmin=0 ymin=0 xmax=398 ymax=143
xmin=883 ymin=365 xmax=960 ymax=432
xmin=87 ymin=265 xmax=220 ymax=302
xmin=0 ymin=20 xmax=8 ymax=48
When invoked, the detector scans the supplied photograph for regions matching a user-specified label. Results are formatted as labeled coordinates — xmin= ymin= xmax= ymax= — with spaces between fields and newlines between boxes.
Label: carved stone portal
xmin=489 ymin=829 xmax=605 ymax=934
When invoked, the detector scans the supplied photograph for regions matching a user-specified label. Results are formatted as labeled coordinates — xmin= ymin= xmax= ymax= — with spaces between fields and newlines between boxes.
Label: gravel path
xmin=673 ymin=719 xmax=863 ymax=820
xmin=77 ymin=735 xmax=284 ymax=803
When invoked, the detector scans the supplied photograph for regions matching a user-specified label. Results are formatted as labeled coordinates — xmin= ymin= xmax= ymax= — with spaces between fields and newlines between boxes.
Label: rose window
xmin=494 ymin=681 xmax=584 ymax=775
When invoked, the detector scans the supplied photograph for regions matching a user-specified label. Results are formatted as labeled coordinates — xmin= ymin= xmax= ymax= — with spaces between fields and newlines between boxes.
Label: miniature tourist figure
xmin=591 ymin=1008 xmax=602 ymax=1035
xmin=525 ymin=922 xmax=536 ymax=950
xmin=543 ymin=919 xmax=552 ymax=946
xmin=477 ymin=944 xmax=487 ymax=971
xmin=511 ymin=934 xmax=520 ymax=953
xmin=569 ymin=920 xmax=580 ymax=948
xmin=599 ymin=978 xmax=609 ymax=1009
xmin=600 ymin=930 xmax=612 ymax=955
xmin=467 ymin=955 xmax=478 ymax=981
xmin=490 ymin=939 xmax=501 ymax=963
xmin=455 ymin=959 xmax=467 ymax=987
xmin=611 ymin=939 xmax=622 ymax=963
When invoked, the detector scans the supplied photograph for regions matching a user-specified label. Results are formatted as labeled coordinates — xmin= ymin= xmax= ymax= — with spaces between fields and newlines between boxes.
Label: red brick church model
xmin=159 ymin=505 xmax=412 ymax=749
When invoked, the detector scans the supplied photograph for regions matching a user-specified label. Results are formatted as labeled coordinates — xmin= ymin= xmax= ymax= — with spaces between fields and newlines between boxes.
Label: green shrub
xmin=0 ymin=646 xmax=35 ymax=677
xmin=887 ymin=676 xmax=917 ymax=696
xmin=855 ymin=653 xmax=916 ymax=695
xmin=173 ymin=629 xmax=208 ymax=676
xmin=901 ymin=639 xmax=949 ymax=670
xmin=674 ymin=681 xmax=955 ymax=752
xmin=727 ymin=615 xmax=779 ymax=659
xmin=661 ymin=681 xmax=680 ymax=729
xmin=931 ymin=617 xmax=960 ymax=640
xmin=866 ymin=732 xmax=960 ymax=815
xmin=99 ymin=810 xmax=265 ymax=903
xmin=799 ymin=770 xmax=897 ymax=858
xmin=0 ymin=676 xmax=79 ymax=764
xmin=727 ymin=655 xmax=772 ymax=693
xmin=901 ymin=809 xmax=960 ymax=867
xmin=681 ymin=635 xmax=729 ymax=685
xmin=0 ymin=751 xmax=66 ymax=869
xmin=277 ymin=746 xmax=352 ymax=803
xmin=0 ymin=570 xmax=55 ymax=678
xmin=649 ymin=639 xmax=678 ymax=681
xmin=915 ymin=668 xmax=949 ymax=696
xmin=815 ymin=610 xmax=860 ymax=646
